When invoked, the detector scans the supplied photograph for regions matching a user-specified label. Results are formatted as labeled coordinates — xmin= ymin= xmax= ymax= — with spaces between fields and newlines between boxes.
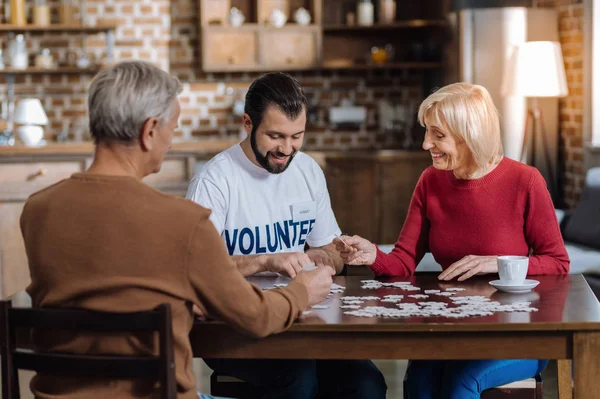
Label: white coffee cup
xmin=497 ymin=256 xmax=529 ymax=285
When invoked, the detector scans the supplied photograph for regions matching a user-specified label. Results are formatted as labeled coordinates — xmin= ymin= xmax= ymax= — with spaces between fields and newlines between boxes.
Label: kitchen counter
xmin=0 ymin=139 xmax=240 ymax=158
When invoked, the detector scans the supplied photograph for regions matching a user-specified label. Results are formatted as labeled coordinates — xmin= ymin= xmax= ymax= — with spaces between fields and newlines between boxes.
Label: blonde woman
xmin=335 ymin=82 xmax=569 ymax=397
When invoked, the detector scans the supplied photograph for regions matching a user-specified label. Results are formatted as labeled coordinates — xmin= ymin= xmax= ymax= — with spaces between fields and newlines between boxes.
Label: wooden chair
xmin=210 ymin=372 xmax=264 ymax=398
xmin=480 ymin=375 xmax=543 ymax=399
xmin=0 ymin=300 xmax=177 ymax=399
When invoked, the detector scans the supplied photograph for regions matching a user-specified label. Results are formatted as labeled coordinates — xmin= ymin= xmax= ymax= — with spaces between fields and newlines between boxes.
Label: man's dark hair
xmin=244 ymin=72 xmax=307 ymax=136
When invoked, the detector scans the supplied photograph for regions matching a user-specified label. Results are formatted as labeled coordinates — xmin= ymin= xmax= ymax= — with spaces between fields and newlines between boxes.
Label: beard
xmin=251 ymin=130 xmax=296 ymax=174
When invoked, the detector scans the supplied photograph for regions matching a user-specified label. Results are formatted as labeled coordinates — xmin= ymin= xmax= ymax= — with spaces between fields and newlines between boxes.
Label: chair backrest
xmin=0 ymin=300 xmax=177 ymax=399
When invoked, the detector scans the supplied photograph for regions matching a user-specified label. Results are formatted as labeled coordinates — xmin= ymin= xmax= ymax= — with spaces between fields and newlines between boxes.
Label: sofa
xmin=558 ymin=167 xmax=600 ymax=295
xmin=380 ymin=167 xmax=600 ymax=285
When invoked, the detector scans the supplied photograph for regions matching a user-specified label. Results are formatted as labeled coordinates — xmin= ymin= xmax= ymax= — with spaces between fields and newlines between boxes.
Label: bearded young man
xmin=186 ymin=72 xmax=386 ymax=399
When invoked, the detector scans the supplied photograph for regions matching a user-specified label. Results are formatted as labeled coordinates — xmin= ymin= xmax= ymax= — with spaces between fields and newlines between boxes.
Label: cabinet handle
xmin=26 ymin=168 xmax=47 ymax=181
xmin=286 ymin=57 xmax=293 ymax=64
xmin=228 ymin=56 xmax=236 ymax=64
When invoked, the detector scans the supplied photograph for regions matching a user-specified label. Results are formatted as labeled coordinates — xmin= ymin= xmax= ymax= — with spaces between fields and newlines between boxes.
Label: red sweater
xmin=371 ymin=157 xmax=570 ymax=277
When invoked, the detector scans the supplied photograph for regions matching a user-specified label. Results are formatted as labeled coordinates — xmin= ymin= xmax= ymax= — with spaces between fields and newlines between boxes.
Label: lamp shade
xmin=14 ymin=98 xmax=49 ymax=126
xmin=501 ymin=41 xmax=568 ymax=98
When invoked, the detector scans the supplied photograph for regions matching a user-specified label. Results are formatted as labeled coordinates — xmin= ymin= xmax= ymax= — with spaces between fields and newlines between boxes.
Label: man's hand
xmin=294 ymin=266 xmax=335 ymax=306
xmin=307 ymin=243 xmax=344 ymax=274
xmin=333 ymin=235 xmax=377 ymax=266
xmin=438 ymin=255 xmax=498 ymax=281
xmin=264 ymin=252 xmax=312 ymax=278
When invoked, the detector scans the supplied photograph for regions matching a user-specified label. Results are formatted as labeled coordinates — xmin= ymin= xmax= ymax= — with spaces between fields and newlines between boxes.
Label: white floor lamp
xmin=501 ymin=41 xmax=568 ymax=198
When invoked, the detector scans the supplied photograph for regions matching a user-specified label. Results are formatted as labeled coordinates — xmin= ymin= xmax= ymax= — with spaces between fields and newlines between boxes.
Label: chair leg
xmin=557 ymin=359 xmax=572 ymax=399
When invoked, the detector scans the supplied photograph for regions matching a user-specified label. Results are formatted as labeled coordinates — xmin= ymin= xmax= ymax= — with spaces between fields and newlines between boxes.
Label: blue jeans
xmin=405 ymin=359 xmax=548 ymax=399
xmin=204 ymin=358 xmax=387 ymax=399
xmin=198 ymin=394 xmax=230 ymax=399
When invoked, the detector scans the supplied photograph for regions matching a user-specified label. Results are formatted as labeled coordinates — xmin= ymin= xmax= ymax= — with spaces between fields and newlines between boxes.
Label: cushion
xmin=562 ymin=168 xmax=600 ymax=250
xmin=565 ymin=243 xmax=600 ymax=275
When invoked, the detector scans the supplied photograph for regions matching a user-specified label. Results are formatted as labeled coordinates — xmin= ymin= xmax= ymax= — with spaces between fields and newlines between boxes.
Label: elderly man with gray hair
xmin=20 ymin=60 xmax=334 ymax=399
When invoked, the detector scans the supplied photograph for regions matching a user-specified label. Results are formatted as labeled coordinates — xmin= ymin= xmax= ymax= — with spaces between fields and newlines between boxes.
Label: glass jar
xmin=33 ymin=0 xmax=51 ymax=26
xmin=8 ymin=34 xmax=28 ymax=70
xmin=378 ymin=0 xmax=396 ymax=24
xmin=357 ymin=0 xmax=374 ymax=27
xmin=9 ymin=0 xmax=27 ymax=25
xmin=35 ymin=48 xmax=53 ymax=69
xmin=59 ymin=0 xmax=78 ymax=25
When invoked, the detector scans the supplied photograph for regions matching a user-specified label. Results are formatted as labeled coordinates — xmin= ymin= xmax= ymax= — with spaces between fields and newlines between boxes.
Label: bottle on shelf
xmin=357 ymin=0 xmax=374 ymax=27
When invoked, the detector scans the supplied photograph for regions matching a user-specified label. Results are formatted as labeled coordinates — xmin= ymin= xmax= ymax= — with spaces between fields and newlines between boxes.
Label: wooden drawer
xmin=202 ymin=27 xmax=259 ymax=71
xmin=0 ymin=161 xmax=83 ymax=185
xmin=0 ymin=161 xmax=84 ymax=200
xmin=260 ymin=28 xmax=320 ymax=69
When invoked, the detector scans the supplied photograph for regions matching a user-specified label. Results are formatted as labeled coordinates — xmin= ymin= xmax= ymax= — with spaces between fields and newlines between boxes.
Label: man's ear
xmin=140 ymin=117 xmax=160 ymax=151
xmin=242 ymin=113 xmax=253 ymax=136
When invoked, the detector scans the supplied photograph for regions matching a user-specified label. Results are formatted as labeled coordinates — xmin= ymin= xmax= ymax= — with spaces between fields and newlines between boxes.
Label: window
xmin=586 ymin=0 xmax=600 ymax=145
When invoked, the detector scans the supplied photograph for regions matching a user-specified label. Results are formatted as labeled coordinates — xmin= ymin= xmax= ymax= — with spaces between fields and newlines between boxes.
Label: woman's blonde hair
xmin=417 ymin=82 xmax=503 ymax=178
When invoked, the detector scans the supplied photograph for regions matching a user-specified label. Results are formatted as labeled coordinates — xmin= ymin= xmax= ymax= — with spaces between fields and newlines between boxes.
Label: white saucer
xmin=489 ymin=279 xmax=540 ymax=293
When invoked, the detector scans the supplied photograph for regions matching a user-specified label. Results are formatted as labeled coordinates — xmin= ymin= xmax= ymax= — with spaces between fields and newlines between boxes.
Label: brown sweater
xmin=20 ymin=173 xmax=308 ymax=399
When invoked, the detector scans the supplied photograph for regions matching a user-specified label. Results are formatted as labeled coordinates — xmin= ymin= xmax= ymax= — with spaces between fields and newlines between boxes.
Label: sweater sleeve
xmin=370 ymin=171 xmax=430 ymax=276
xmin=186 ymin=217 xmax=309 ymax=338
xmin=524 ymin=171 xmax=570 ymax=275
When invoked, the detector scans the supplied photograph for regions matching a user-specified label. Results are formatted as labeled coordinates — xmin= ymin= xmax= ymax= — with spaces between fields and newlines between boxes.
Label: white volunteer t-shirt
xmin=186 ymin=144 xmax=341 ymax=255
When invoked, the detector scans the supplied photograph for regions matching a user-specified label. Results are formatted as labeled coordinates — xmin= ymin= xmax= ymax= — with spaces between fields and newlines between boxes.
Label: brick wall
xmin=557 ymin=0 xmax=585 ymax=208
xmin=0 ymin=0 xmax=424 ymax=151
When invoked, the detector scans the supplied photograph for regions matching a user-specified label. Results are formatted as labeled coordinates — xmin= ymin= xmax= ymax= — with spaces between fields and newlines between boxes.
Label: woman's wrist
xmin=367 ymin=242 xmax=378 ymax=265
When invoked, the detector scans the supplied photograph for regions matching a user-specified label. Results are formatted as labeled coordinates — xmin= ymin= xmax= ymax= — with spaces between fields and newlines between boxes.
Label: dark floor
xmin=194 ymin=359 xmax=562 ymax=398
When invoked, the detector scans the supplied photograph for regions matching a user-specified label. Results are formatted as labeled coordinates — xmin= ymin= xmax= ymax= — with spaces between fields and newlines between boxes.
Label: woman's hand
xmin=438 ymin=255 xmax=498 ymax=281
xmin=333 ymin=235 xmax=378 ymax=266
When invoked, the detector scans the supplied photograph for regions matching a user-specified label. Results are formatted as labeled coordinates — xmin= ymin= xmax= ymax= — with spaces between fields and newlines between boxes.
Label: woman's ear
xmin=140 ymin=117 xmax=160 ymax=151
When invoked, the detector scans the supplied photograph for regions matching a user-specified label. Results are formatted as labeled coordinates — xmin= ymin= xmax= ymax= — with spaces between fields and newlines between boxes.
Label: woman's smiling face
xmin=421 ymin=116 xmax=474 ymax=179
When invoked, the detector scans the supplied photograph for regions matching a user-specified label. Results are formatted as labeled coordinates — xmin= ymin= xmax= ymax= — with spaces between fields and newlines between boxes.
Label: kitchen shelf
xmin=0 ymin=24 xmax=117 ymax=33
xmin=0 ymin=67 xmax=102 ymax=75
xmin=323 ymin=20 xmax=447 ymax=32
xmin=320 ymin=62 xmax=443 ymax=70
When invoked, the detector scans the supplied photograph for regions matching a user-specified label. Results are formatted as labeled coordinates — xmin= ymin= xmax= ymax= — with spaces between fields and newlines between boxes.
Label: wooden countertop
xmin=0 ymin=142 xmax=428 ymax=161
xmin=0 ymin=139 xmax=240 ymax=157
xmin=317 ymin=149 xmax=430 ymax=160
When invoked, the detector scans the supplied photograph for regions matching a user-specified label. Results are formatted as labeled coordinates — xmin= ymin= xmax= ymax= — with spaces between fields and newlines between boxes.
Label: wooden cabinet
xmin=0 ymin=159 xmax=87 ymax=298
xmin=199 ymin=0 xmax=322 ymax=72
xmin=325 ymin=151 xmax=431 ymax=244
xmin=202 ymin=26 xmax=259 ymax=71
xmin=260 ymin=26 xmax=320 ymax=68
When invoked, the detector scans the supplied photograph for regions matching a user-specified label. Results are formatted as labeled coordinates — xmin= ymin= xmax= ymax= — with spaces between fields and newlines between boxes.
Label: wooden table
xmin=190 ymin=274 xmax=600 ymax=399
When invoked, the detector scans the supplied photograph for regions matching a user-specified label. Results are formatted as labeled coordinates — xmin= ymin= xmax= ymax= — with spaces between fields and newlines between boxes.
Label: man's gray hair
xmin=88 ymin=60 xmax=183 ymax=143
